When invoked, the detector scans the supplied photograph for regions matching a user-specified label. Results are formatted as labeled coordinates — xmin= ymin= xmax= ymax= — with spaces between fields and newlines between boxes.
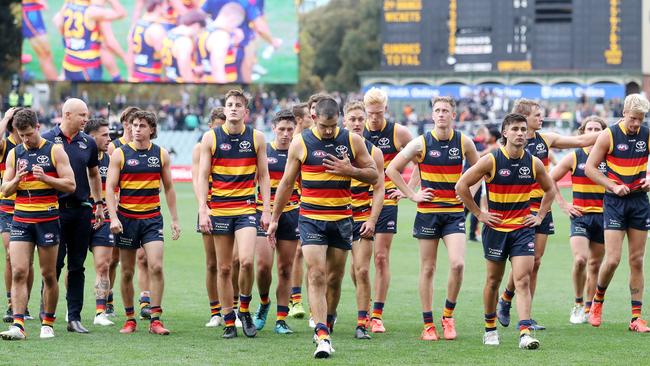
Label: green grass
xmin=0 ymin=184 xmax=648 ymax=365
xmin=21 ymin=0 xmax=298 ymax=83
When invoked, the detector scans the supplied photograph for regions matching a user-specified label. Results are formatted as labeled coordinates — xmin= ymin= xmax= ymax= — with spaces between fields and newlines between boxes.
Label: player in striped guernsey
xmin=497 ymin=98 xmax=599 ymax=331
xmin=160 ymin=10 xmax=206 ymax=83
xmin=288 ymin=97 xmax=321 ymax=322
xmin=386 ymin=96 xmax=479 ymax=341
xmin=585 ymin=94 xmax=650 ymax=332
xmin=362 ymin=87 xmax=412 ymax=333
xmin=252 ymin=110 xmax=301 ymax=335
xmin=22 ymin=0 xmax=57 ymax=80
xmin=267 ymin=97 xmax=378 ymax=358
xmin=550 ymin=116 xmax=607 ymax=324
xmin=53 ymin=0 xmax=126 ymax=81
xmin=127 ymin=0 xmax=166 ymax=83
xmin=197 ymin=89 xmax=271 ymax=339
xmin=343 ymin=101 xmax=385 ymax=340
xmin=0 ymin=108 xmax=34 ymax=324
xmin=84 ymin=118 xmax=116 ymax=327
xmin=192 ymin=107 xmax=225 ymax=328
xmin=457 ymin=113 xmax=555 ymax=349
xmin=106 ymin=111 xmax=181 ymax=335
xmin=0 ymin=109 xmax=75 ymax=340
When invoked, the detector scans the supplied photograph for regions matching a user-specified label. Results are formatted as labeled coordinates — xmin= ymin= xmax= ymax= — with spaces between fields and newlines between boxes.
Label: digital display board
xmin=380 ymin=0 xmax=642 ymax=72
xmin=22 ymin=0 xmax=298 ymax=83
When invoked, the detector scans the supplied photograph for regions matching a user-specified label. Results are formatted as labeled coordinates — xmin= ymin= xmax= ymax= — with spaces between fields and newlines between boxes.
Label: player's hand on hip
xmin=524 ymin=214 xmax=543 ymax=227
xmin=478 ymin=210 xmax=502 ymax=226
xmin=359 ymin=220 xmax=376 ymax=239
xmin=410 ymin=188 xmax=434 ymax=203
xmin=610 ymin=184 xmax=630 ymax=196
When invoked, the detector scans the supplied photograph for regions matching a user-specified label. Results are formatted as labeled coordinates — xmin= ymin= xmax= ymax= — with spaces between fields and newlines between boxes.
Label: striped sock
xmin=210 ymin=301 xmax=222 ymax=317
xmin=518 ymin=319 xmax=533 ymax=337
xmin=594 ymin=285 xmax=607 ymax=303
xmin=326 ymin=314 xmax=335 ymax=331
xmin=357 ymin=310 xmax=368 ymax=327
xmin=371 ymin=302 xmax=384 ymax=320
xmin=12 ymin=314 xmax=24 ymax=331
xmin=96 ymin=299 xmax=107 ymax=316
xmin=42 ymin=312 xmax=55 ymax=328
xmin=125 ymin=307 xmax=136 ymax=322
xmin=239 ymin=294 xmax=252 ymax=313
xmin=260 ymin=293 xmax=270 ymax=306
xmin=632 ymin=301 xmax=642 ymax=321
xmin=277 ymin=305 xmax=289 ymax=321
xmin=290 ymin=287 xmax=302 ymax=304
xmin=501 ymin=288 xmax=515 ymax=303
xmin=423 ymin=311 xmax=434 ymax=328
xmin=233 ymin=296 xmax=239 ymax=310
xmin=224 ymin=311 xmax=236 ymax=327
xmin=442 ymin=299 xmax=456 ymax=318
xmin=585 ymin=301 xmax=592 ymax=315
xmin=150 ymin=306 xmax=162 ymax=322
xmin=575 ymin=297 xmax=584 ymax=305
xmin=315 ymin=322 xmax=330 ymax=341
xmin=107 ymin=291 xmax=114 ymax=307
xmin=139 ymin=294 xmax=151 ymax=309
xmin=485 ymin=312 xmax=497 ymax=332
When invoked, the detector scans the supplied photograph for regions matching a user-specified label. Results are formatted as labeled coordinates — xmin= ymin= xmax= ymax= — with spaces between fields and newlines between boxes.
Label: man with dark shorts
xmin=84 ymin=118 xmax=116 ymax=326
xmin=457 ymin=113 xmax=555 ymax=349
xmin=106 ymin=111 xmax=181 ymax=335
xmin=585 ymin=94 xmax=650 ymax=332
xmin=267 ymin=97 xmax=378 ymax=358
xmin=0 ymin=109 xmax=75 ymax=340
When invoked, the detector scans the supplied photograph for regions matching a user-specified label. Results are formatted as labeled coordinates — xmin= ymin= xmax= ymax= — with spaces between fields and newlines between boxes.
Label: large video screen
xmin=21 ymin=0 xmax=298 ymax=83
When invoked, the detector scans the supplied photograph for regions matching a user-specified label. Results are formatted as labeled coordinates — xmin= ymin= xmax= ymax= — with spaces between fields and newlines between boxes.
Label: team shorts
xmin=64 ymin=67 xmax=103 ymax=82
xmin=299 ymin=216 xmax=352 ymax=251
xmin=210 ymin=214 xmax=257 ymax=235
xmin=603 ymin=193 xmax=650 ymax=231
xmin=481 ymin=226 xmax=535 ymax=262
xmin=0 ymin=211 xmax=13 ymax=233
xmin=570 ymin=213 xmax=604 ymax=244
xmin=115 ymin=213 xmax=164 ymax=249
xmin=256 ymin=209 xmax=299 ymax=241
xmin=413 ymin=212 xmax=465 ymax=239
xmin=532 ymin=211 xmax=554 ymax=235
xmin=22 ymin=10 xmax=46 ymax=39
xmin=90 ymin=221 xmax=115 ymax=248
xmin=375 ymin=205 xmax=397 ymax=234
xmin=10 ymin=219 xmax=60 ymax=247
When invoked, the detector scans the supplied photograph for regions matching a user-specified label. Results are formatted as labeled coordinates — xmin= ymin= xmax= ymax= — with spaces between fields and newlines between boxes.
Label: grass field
xmin=22 ymin=0 xmax=298 ymax=83
xmin=0 ymin=183 xmax=648 ymax=365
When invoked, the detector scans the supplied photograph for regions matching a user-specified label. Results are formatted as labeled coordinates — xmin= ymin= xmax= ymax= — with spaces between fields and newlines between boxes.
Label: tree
xmin=297 ymin=0 xmax=380 ymax=95
xmin=0 ymin=1 xmax=22 ymax=90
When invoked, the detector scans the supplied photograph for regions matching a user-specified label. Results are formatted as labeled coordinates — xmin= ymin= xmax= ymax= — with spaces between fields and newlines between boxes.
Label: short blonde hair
xmin=432 ymin=96 xmax=456 ymax=111
xmin=623 ymin=94 xmax=650 ymax=114
xmin=363 ymin=87 xmax=387 ymax=107
xmin=344 ymin=101 xmax=365 ymax=115
xmin=511 ymin=98 xmax=540 ymax=116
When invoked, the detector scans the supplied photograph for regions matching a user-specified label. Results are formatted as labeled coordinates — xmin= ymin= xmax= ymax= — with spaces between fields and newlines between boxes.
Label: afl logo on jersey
xmin=126 ymin=159 xmax=139 ymax=166
xmin=378 ymin=137 xmax=390 ymax=147
xmin=219 ymin=143 xmax=232 ymax=151
xmin=17 ymin=159 xmax=29 ymax=170
xmin=429 ymin=150 xmax=441 ymax=158
xmin=268 ymin=157 xmax=278 ymax=164
xmin=617 ymin=143 xmax=629 ymax=151
xmin=499 ymin=169 xmax=511 ymax=177
xmin=313 ymin=150 xmax=327 ymax=158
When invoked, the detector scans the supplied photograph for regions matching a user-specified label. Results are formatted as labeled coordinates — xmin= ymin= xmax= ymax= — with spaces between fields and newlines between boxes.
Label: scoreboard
xmin=381 ymin=0 xmax=642 ymax=72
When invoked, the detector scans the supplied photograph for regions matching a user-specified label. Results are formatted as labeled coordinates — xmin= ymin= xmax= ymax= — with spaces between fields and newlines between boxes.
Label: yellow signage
xmin=604 ymin=0 xmax=622 ymax=65
xmin=384 ymin=0 xmax=422 ymax=23
xmin=383 ymin=43 xmax=421 ymax=66
xmin=497 ymin=60 xmax=532 ymax=72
